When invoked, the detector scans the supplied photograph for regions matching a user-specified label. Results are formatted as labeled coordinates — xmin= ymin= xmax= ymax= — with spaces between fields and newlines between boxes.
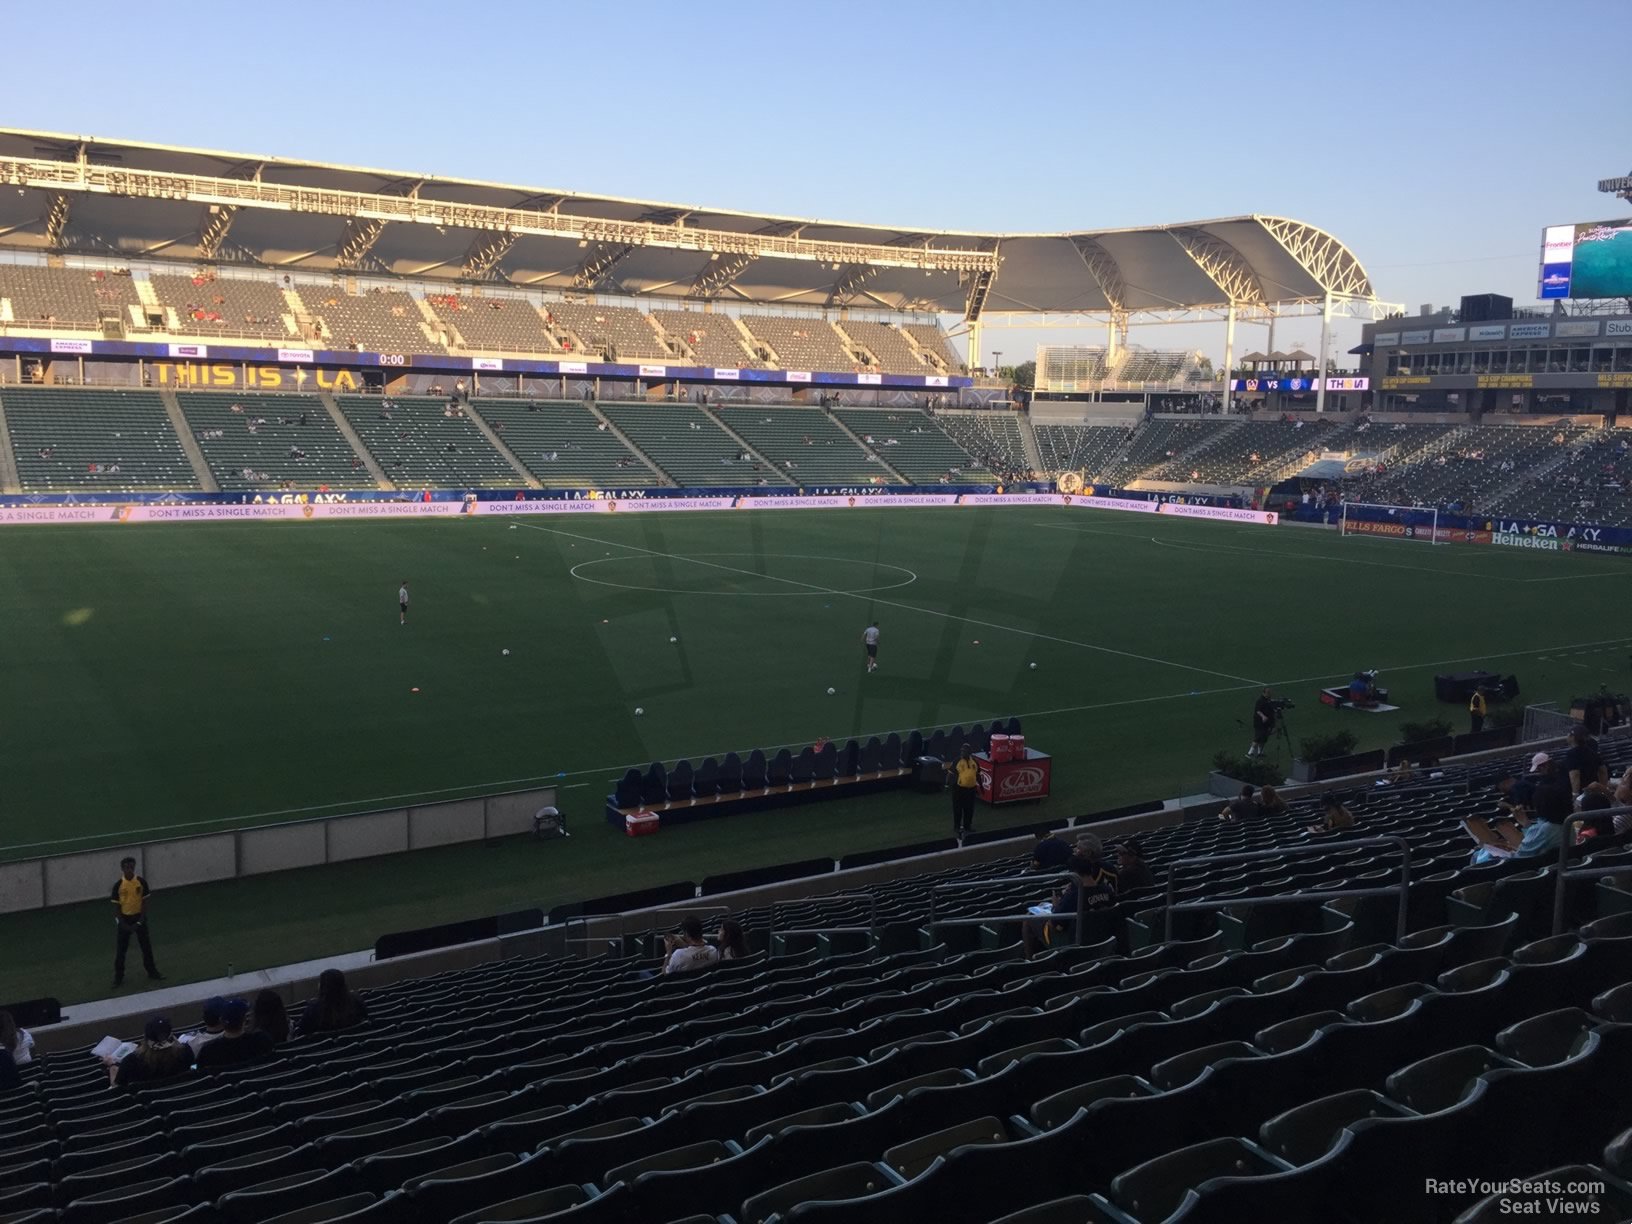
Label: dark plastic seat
xmin=603 ymin=1138 xmax=731 ymax=1185
xmin=406 ymin=1152 xmax=539 ymax=1220
xmin=1111 ymin=1137 xmax=1284 ymax=1222
xmin=613 ymin=769 xmax=641 ymax=808
xmin=1258 ymin=1088 xmax=1409 ymax=1166
xmin=447 ymin=1184 xmax=588 ymax=1223
xmin=218 ymin=1167 xmax=359 ymax=1224
xmin=1030 ymin=1075 xmax=1149 ymax=1131
xmin=692 ymin=757 xmax=720 ymax=798
xmin=717 ymin=753 xmax=744 ymax=794
xmin=741 ymin=1162 xmax=894 ymax=1224
xmin=767 ymin=749 xmax=793 ymax=788
xmin=259 ymin=1193 xmax=380 ymax=1224
xmin=790 ymin=748 xmax=815 ymax=785
xmin=60 ymin=1176 xmax=189 ymax=1224
xmin=883 ymin=1116 xmax=1009 ymax=1180
xmin=666 ymin=760 xmax=695 ymax=802
xmin=1494 ymin=1007 xmax=1598 ymax=1067
xmin=1385 ymin=1045 xmax=1512 ymax=1114
xmin=640 ymin=762 xmax=667 ymax=805
xmin=742 ymin=750 xmax=768 ymax=790
xmin=1452 ymin=1164 xmax=1632 ymax=1223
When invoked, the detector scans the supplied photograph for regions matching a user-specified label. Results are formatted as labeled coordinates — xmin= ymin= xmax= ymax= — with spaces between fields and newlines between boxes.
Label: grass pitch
xmin=3 ymin=506 xmax=1630 ymax=1002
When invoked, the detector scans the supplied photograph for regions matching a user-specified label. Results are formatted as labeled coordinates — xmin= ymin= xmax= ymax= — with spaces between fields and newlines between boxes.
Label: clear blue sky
xmin=8 ymin=0 xmax=1629 ymax=363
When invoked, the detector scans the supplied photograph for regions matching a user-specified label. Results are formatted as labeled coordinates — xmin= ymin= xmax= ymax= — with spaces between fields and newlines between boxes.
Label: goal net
xmin=1339 ymin=502 xmax=1442 ymax=544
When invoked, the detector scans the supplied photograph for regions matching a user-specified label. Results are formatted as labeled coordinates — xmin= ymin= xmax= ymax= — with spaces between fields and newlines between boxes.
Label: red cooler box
xmin=975 ymin=747 xmax=1052 ymax=806
xmin=625 ymin=812 xmax=661 ymax=837
xmin=989 ymin=734 xmax=1012 ymax=762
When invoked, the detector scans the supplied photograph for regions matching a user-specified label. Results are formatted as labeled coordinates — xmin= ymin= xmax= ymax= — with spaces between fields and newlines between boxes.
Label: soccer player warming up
xmin=862 ymin=621 xmax=880 ymax=673
xmin=399 ymin=580 xmax=409 ymax=626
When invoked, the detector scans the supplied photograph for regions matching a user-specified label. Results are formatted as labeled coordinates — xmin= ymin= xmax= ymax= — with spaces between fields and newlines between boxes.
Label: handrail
xmin=1162 ymin=835 xmax=1413 ymax=943
xmin=1552 ymin=807 xmax=1632 ymax=935
xmin=930 ymin=871 xmax=1071 ymax=924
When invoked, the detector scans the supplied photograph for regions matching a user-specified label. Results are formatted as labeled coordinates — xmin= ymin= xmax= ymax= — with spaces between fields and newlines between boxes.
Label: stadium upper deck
xmin=0 ymin=129 xmax=1379 ymax=336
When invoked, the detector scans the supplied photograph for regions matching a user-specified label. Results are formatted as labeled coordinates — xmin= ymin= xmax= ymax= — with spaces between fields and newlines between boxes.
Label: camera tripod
xmin=1268 ymin=710 xmax=1296 ymax=772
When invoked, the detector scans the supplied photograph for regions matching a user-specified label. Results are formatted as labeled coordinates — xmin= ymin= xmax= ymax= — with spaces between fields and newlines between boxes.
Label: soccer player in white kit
xmin=863 ymin=621 xmax=880 ymax=672
xmin=399 ymin=580 xmax=410 ymax=625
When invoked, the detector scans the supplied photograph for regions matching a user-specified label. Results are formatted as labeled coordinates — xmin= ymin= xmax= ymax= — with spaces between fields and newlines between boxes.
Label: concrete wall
xmin=1 ymin=786 xmax=556 ymax=915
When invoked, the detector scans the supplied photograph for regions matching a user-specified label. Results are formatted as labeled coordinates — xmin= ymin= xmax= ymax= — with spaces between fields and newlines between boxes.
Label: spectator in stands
xmin=1256 ymin=786 xmax=1289 ymax=818
xmin=1030 ymin=829 xmax=1072 ymax=871
xmin=185 ymin=997 xmax=228 ymax=1057
xmin=1565 ymin=725 xmax=1608 ymax=795
xmin=1114 ymin=839 xmax=1155 ymax=892
xmin=1309 ymin=797 xmax=1356 ymax=835
xmin=250 ymin=990 xmax=290 ymax=1045
xmin=0 ymin=1010 xmax=34 ymax=1068
xmin=716 ymin=920 xmax=750 ymax=961
xmin=662 ymin=916 xmax=720 ymax=975
xmin=197 ymin=998 xmax=275 ymax=1070
xmin=299 ymin=968 xmax=369 ymax=1035
xmin=1469 ymin=759 xmax=1572 ymax=864
xmin=0 ymin=1046 xmax=19 ymax=1092
xmin=1219 ymin=784 xmax=1257 ymax=822
xmin=1024 ymin=841 xmax=1119 ymax=956
xmin=110 ymin=1017 xmax=191 ymax=1088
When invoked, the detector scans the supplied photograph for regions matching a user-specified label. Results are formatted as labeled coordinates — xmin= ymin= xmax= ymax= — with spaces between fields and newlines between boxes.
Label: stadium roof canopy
xmin=0 ymin=129 xmax=1384 ymax=321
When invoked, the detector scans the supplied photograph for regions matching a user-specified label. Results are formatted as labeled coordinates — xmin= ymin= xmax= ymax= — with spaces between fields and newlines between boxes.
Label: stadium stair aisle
xmin=317 ymin=392 xmax=391 ymax=488
xmin=833 ymin=408 xmax=983 ymax=484
xmin=334 ymin=396 xmax=519 ymax=489
xmin=157 ymin=389 xmax=221 ymax=493
xmin=598 ymin=402 xmax=778 ymax=487
xmin=175 ymin=392 xmax=378 ymax=491
xmin=469 ymin=399 xmax=661 ymax=489
xmin=0 ymin=392 xmax=21 ymax=492
xmin=714 ymin=406 xmax=873 ymax=485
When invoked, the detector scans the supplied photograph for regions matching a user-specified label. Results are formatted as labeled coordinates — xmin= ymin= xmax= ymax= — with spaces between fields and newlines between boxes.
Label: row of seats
xmin=335 ymin=397 xmax=516 ymax=489
xmin=833 ymin=409 xmax=980 ymax=482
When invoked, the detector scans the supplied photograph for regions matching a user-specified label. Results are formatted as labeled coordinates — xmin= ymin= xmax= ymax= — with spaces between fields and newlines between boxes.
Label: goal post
xmin=1339 ymin=502 xmax=1442 ymax=544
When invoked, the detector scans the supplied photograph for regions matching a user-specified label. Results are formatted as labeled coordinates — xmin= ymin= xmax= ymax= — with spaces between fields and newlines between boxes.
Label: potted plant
xmin=1290 ymin=730 xmax=1359 ymax=783
xmin=1208 ymin=750 xmax=1287 ymax=796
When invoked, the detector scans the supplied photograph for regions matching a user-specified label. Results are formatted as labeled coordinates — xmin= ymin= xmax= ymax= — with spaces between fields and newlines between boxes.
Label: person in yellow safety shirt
xmin=947 ymin=743 xmax=980 ymax=841
xmin=1469 ymin=688 xmax=1487 ymax=734
xmin=110 ymin=856 xmax=164 ymax=988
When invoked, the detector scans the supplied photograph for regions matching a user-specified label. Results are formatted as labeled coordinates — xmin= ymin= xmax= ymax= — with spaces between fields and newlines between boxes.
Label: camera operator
xmin=1248 ymin=687 xmax=1279 ymax=758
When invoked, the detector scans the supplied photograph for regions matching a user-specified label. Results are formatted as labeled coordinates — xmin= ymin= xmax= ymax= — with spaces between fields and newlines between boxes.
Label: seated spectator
xmin=1219 ymin=784 xmax=1256 ymax=822
xmin=0 ymin=1010 xmax=35 ymax=1067
xmin=111 ymin=1017 xmax=192 ymax=1088
xmin=299 ymin=968 xmax=369 ymax=1035
xmin=1467 ymin=761 xmax=1573 ymax=864
xmin=1256 ymin=786 xmax=1289 ymax=818
xmin=1030 ymin=829 xmax=1072 ymax=871
xmin=662 ymin=916 xmax=720 ymax=975
xmin=1565 ymin=725 xmax=1609 ymax=795
xmin=1113 ymin=839 xmax=1155 ymax=892
xmin=716 ymin=919 xmax=750 ymax=961
xmin=1024 ymin=839 xmax=1119 ymax=957
xmin=250 ymin=990 xmax=290 ymax=1045
xmin=1309 ymin=797 xmax=1356 ymax=834
xmin=185 ymin=997 xmax=227 ymax=1057
xmin=197 ymin=999 xmax=275 ymax=1070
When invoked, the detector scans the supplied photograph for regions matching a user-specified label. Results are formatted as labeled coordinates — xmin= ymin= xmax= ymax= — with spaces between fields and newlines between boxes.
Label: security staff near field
xmin=1247 ymin=688 xmax=1277 ymax=758
xmin=1469 ymin=687 xmax=1488 ymax=734
xmin=111 ymin=857 xmax=164 ymax=988
xmin=947 ymin=743 xmax=980 ymax=841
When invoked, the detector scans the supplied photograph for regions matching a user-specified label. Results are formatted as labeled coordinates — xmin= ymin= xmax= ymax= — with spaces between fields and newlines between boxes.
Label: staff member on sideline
xmin=948 ymin=743 xmax=980 ymax=841
xmin=399 ymin=579 xmax=410 ymax=626
xmin=1469 ymin=687 xmax=1487 ymax=734
xmin=111 ymin=857 xmax=163 ymax=988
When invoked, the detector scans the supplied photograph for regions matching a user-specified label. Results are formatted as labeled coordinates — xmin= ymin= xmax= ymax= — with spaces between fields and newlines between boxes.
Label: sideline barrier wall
xmin=2 ymin=785 xmax=557 ymax=914
xmin=0 ymin=487 xmax=1272 ymax=526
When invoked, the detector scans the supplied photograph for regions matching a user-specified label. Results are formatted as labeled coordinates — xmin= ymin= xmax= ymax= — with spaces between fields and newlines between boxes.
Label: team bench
xmin=604 ymin=719 xmax=1022 ymax=831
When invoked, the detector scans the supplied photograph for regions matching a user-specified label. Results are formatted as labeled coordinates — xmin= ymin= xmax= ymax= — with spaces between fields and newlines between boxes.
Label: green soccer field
xmin=5 ymin=505 xmax=1632 ymax=860
xmin=5 ymin=505 xmax=1632 ymax=1002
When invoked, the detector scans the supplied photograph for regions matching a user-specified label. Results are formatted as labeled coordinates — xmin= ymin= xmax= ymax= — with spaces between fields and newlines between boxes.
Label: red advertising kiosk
xmin=977 ymin=735 xmax=1052 ymax=806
